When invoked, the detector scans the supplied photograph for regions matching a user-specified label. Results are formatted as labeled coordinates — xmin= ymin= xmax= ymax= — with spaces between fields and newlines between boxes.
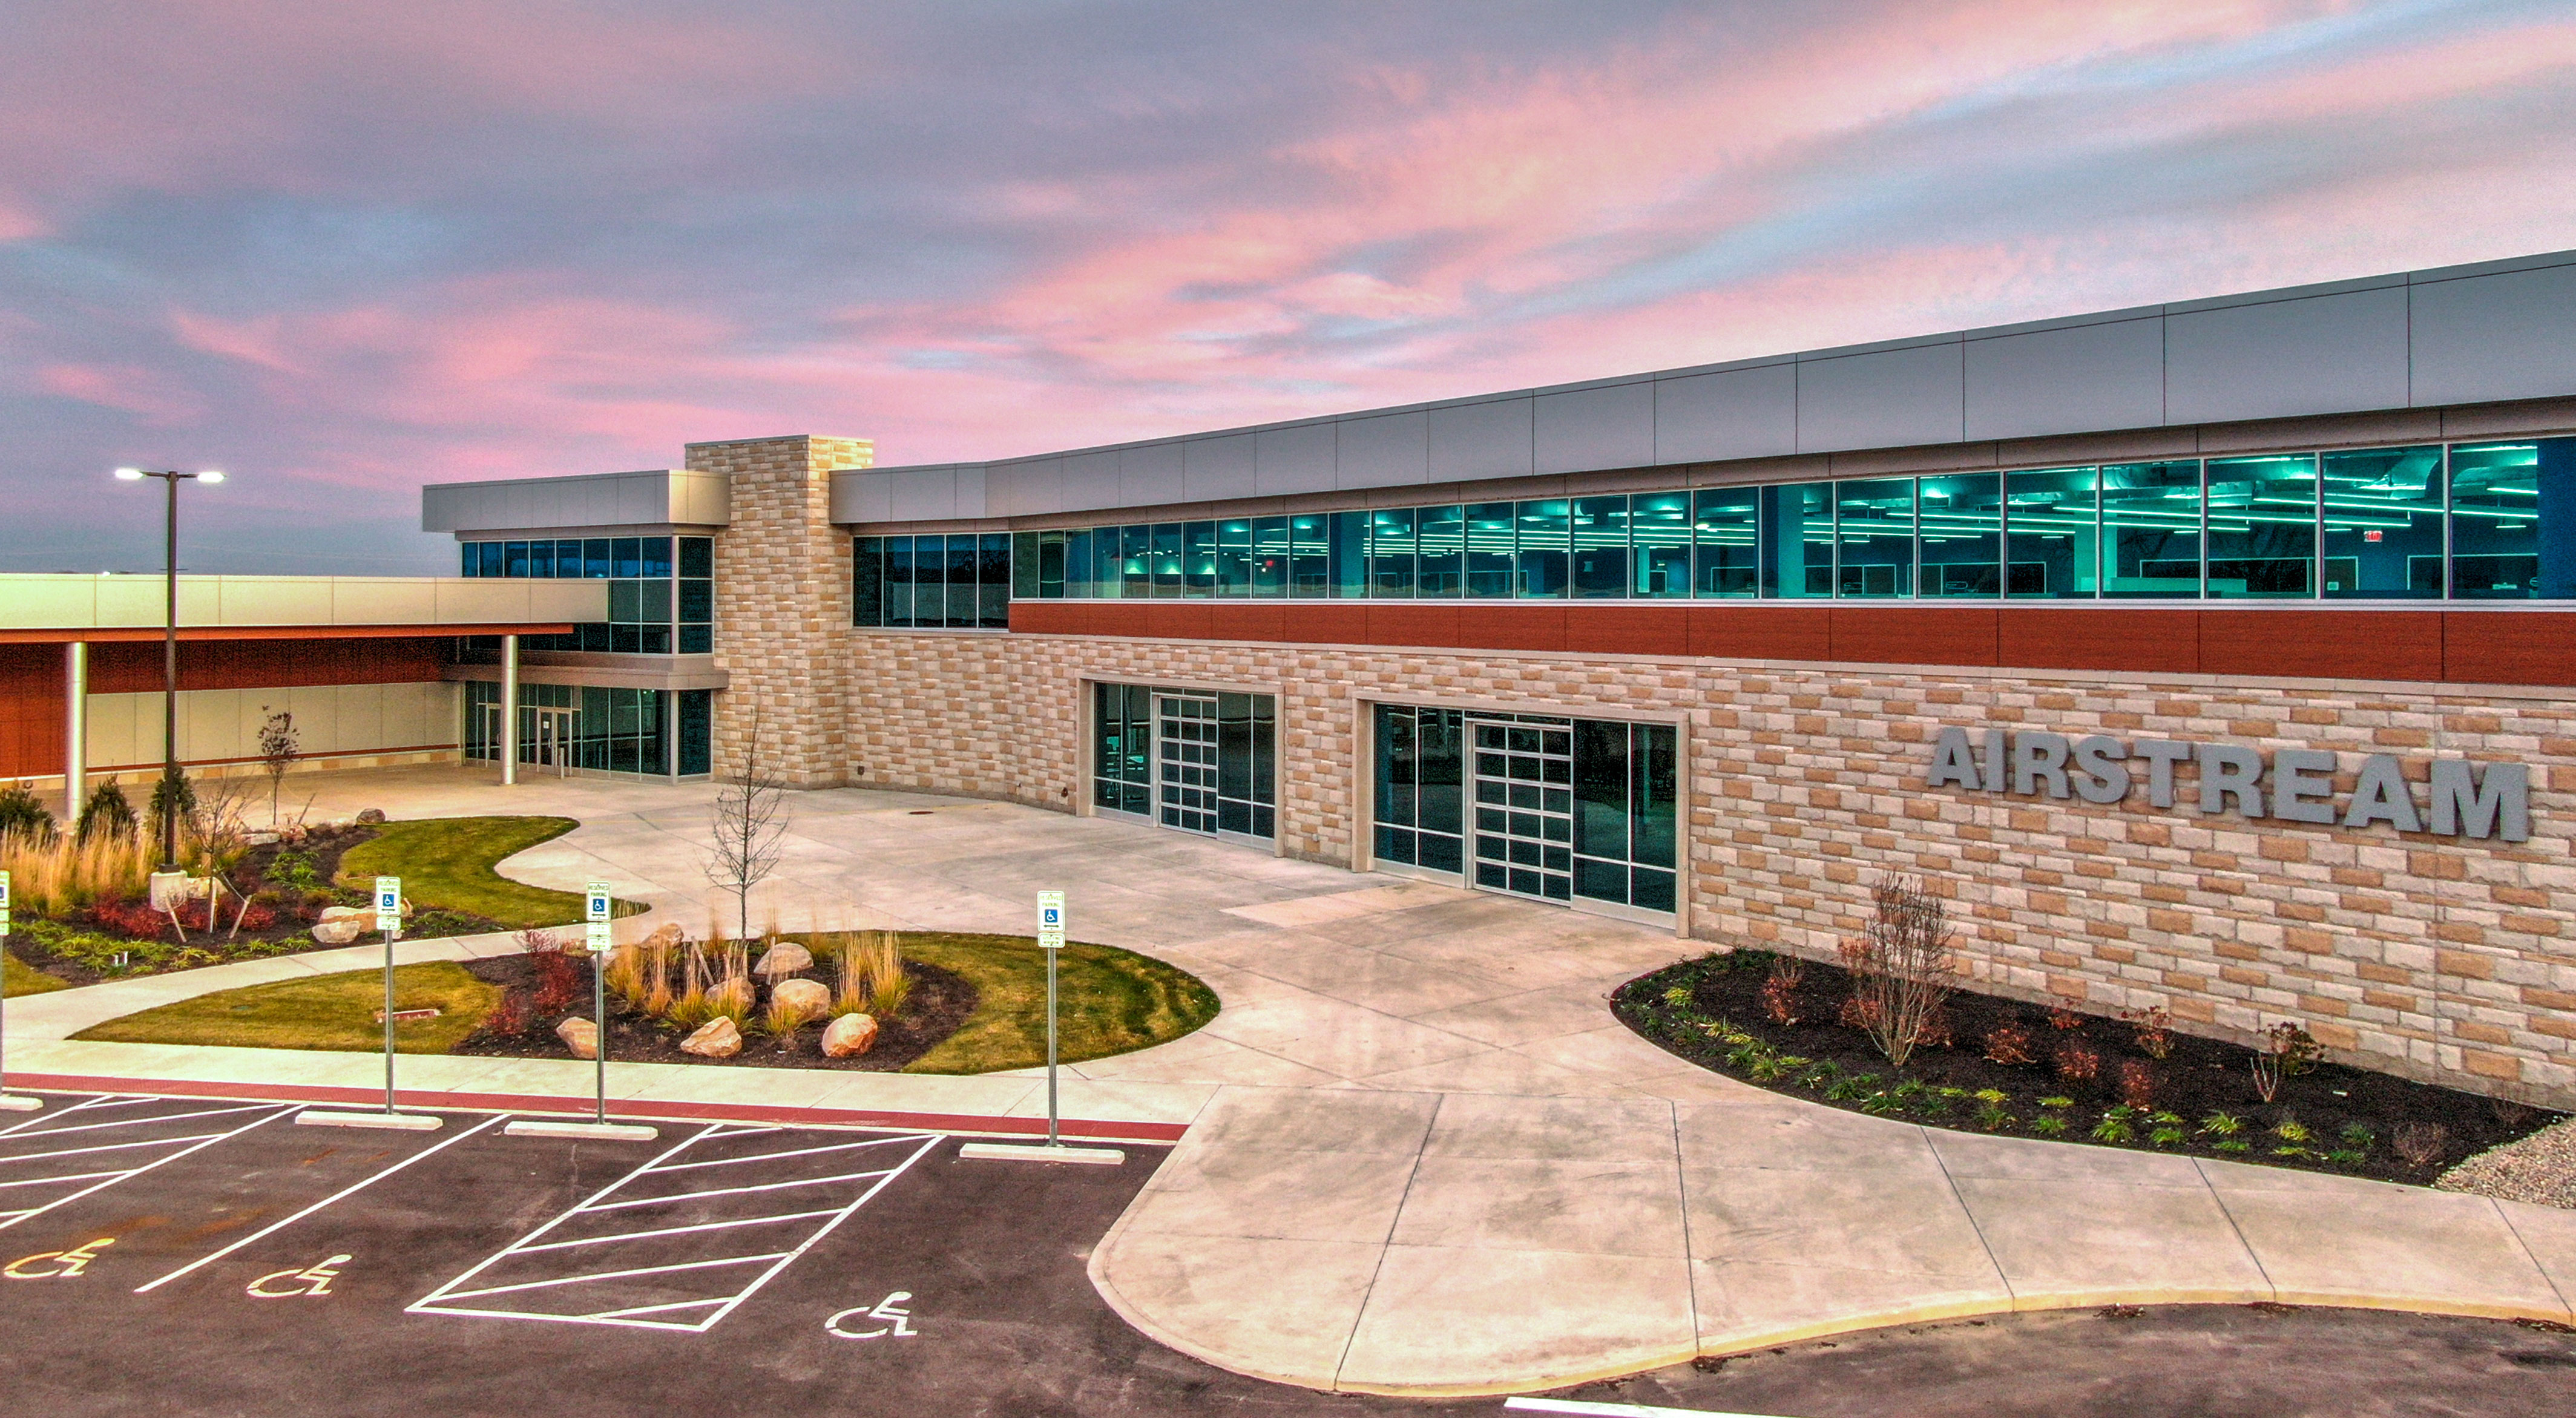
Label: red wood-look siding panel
xmin=1565 ymin=605 xmax=1690 ymax=657
xmin=2200 ymin=610 xmax=2442 ymax=682
xmin=1830 ymin=606 xmax=1998 ymax=668
xmin=1283 ymin=604 xmax=1370 ymax=645
xmin=2443 ymin=612 xmax=2576 ymax=687
xmin=1204 ymin=603 xmax=1287 ymax=642
xmin=1006 ymin=602 xmax=1087 ymax=635
xmin=1140 ymin=603 xmax=1217 ymax=640
xmin=1999 ymin=609 xmax=2199 ymax=674
xmin=87 ymin=637 xmax=451 ymax=695
xmin=1366 ymin=603 xmax=1463 ymax=648
xmin=0 ymin=643 xmax=68 ymax=783
xmin=1456 ymin=604 xmax=1566 ymax=652
xmin=1686 ymin=605 xmax=1830 ymax=661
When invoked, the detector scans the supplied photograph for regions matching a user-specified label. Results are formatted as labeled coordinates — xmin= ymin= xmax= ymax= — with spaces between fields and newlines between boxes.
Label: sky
xmin=2 ymin=0 xmax=2573 ymax=575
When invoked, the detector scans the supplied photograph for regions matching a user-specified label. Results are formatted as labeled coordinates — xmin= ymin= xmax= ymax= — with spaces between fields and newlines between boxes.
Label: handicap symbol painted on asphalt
xmin=246 ymin=1254 xmax=352 ymax=1299
xmin=825 ymin=1291 xmax=919 ymax=1339
xmin=5 ymin=1238 xmax=114 ymax=1279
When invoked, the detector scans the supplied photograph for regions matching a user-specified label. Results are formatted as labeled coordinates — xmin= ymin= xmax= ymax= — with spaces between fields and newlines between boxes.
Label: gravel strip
xmin=2437 ymin=1115 xmax=2576 ymax=1209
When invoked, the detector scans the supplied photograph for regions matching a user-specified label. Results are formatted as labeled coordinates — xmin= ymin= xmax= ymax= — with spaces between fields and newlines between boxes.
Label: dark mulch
xmin=11 ymin=824 xmax=505 ymax=988
xmin=450 ymin=953 xmax=979 ymax=1072
xmin=1615 ymin=949 xmax=2564 ymax=1187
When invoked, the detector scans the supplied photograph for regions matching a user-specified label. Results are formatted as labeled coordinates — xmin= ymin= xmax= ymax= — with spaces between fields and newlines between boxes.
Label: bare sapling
xmin=256 ymin=707 xmax=299 ymax=827
xmin=1836 ymin=874 xmax=1959 ymax=1069
xmin=706 ymin=701 xmax=789 ymax=945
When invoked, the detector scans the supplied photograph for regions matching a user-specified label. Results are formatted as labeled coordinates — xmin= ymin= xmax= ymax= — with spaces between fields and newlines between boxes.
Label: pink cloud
xmin=36 ymin=363 xmax=208 ymax=425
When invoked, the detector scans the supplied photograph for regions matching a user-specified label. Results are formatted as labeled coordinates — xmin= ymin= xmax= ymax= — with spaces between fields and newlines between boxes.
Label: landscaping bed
xmin=450 ymin=950 xmax=979 ymax=1072
xmin=1615 ymin=948 xmax=2563 ymax=1187
xmin=5 ymin=816 xmax=622 ymax=989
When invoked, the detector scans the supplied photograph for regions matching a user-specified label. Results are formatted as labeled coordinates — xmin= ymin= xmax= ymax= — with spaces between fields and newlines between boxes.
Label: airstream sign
xmin=1926 ymin=727 xmax=2529 ymax=842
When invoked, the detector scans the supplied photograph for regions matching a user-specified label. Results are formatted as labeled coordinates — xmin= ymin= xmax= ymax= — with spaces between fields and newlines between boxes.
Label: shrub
xmin=1824 ymin=1072 xmax=1878 ymax=1102
xmin=1747 ymin=1052 xmax=1807 ymax=1083
xmin=2391 ymin=1122 xmax=2450 ymax=1169
xmin=1973 ymin=1097 xmax=2015 ymax=1132
xmin=2123 ymin=1006 xmax=2175 ymax=1060
xmin=2115 ymin=1060 xmax=2157 ymax=1110
xmin=527 ymin=934 xmax=583 ymax=1016
xmin=0 ymin=782 xmax=56 ymax=842
xmin=2250 ymin=1020 xmax=2323 ymax=1102
xmin=91 ymin=898 xmax=177 ymax=940
xmin=2053 ymin=1041 xmax=2101 ymax=1083
xmin=75 ymin=781 xmax=137 ymax=844
xmin=2338 ymin=1123 xmax=2376 ymax=1152
xmin=1758 ymin=976 xmax=1801 ymax=1026
xmin=1797 ymin=1059 xmax=1844 ymax=1091
xmin=2149 ymin=1123 xmax=2189 ymax=1149
xmin=265 ymin=849 xmax=320 ymax=891
xmin=2032 ymin=1115 xmax=2069 ymax=1138
xmin=1835 ymin=875 xmax=1957 ymax=1069
xmin=1982 ymin=1025 xmax=2036 ymax=1066
xmin=486 ymin=991 xmax=534 ymax=1039
xmin=2046 ymin=1007 xmax=2085 ymax=1032
xmin=2091 ymin=1108 xmax=2137 ymax=1144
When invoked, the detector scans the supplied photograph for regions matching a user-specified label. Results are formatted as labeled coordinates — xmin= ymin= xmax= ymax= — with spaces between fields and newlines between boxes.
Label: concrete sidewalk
xmin=9 ymin=763 xmax=2570 ymax=1397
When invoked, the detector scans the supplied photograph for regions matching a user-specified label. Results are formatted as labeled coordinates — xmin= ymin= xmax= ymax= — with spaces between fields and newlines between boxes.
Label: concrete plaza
xmin=7 ymin=765 xmax=2574 ymax=1395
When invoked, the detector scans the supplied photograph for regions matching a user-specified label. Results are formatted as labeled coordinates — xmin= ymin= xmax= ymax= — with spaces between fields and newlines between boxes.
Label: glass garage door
xmin=1157 ymin=695 xmax=1222 ymax=833
xmin=1093 ymin=682 xmax=1275 ymax=845
xmin=1470 ymin=720 xmax=1574 ymax=902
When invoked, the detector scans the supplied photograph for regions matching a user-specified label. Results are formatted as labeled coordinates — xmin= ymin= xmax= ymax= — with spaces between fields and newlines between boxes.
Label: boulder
xmin=641 ymin=922 xmax=686 ymax=952
xmin=821 ymin=1013 xmax=879 ymax=1059
xmin=354 ymin=808 xmax=387 ymax=824
xmin=245 ymin=830 xmax=279 ymax=847
xmin=317 ymin=905 xmax=367 ymax=922
xmin=708 ymin=977 xmax=755 ymax=1013
xmin=752 ymin=942 xmax=813 ymax=978
xmin=556 ymin=1016 xmax=598 ymax=1060
xmin=309 ymin=916 xmax=365 ymax=944
xmin=770 ymin=978 xmax=831 ymax=1016
xmin=679 ymin=1017 xmax=742 ymax=1059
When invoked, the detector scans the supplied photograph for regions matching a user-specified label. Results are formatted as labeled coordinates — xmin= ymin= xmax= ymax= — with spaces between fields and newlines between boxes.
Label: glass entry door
xmin=1469 ymin=720 xmax=1574 ymax=902
xmin=531 ymin=708 xmax=574 ymax=775
xmin=1156 ymin=694 xmax=1222 ymax=834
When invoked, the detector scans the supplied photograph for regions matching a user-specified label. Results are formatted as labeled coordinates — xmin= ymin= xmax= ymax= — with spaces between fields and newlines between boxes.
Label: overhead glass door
xmin=1470 ymin=720 xmax=1574 ymax=903
xmin=1157 ymin=695 xmax=1222 ymax=834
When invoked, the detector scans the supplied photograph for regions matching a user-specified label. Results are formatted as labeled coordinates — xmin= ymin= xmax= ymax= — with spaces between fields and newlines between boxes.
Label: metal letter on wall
xmin=2429 ymin=760 xmax=2530 ymax=842
xmin=2343 ymin=754 xmax=2423 ymax=833
xmin=1926 ymin=727 xmax=1982 ymax=790
xmin=2269 ymin=749 xmax=2339 ymax=825
xmin=2070 ymin=735 xmax=2131 ymax=805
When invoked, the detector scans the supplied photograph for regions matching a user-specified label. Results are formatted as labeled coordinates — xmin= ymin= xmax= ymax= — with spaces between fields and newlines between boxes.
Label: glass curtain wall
xmin=1091 ymin=682 xmax=1276 ymax=842
xmin=852 ymin=533 xmax=1014 ymax=628
xmin=1002 ymin=436 xmax=2576 ymax=604
xmin=463 ymin=681 xmax=706 ymax=778
xmin=459 ymin=535 xmax=710 ymax=653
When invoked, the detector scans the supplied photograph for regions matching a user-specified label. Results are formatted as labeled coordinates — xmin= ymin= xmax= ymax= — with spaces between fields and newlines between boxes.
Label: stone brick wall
xmin=835 ymin=626 xmax=2576 ymax=1107
xmin=687 ymin=434 xmax=871 ymax=788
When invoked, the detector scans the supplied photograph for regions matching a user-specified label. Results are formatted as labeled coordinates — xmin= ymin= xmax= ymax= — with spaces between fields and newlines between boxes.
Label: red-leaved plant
xmin=2116 ymin=1059 xmax=2157 ymax=1109
xmin=2054 ymin=1041 xmax=2101 ymax=1083
xmin=1983 ymin=1025 xmax=2035 ymax=1066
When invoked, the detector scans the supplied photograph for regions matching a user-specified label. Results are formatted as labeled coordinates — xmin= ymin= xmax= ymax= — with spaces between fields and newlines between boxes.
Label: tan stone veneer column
xmin=684 ymin=434 xmax=874 ymax=788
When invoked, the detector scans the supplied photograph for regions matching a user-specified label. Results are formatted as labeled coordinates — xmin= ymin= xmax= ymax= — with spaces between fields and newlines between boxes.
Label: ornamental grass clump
xmin=834 ymin=930 xmax=910 ymax=1020
xmin=1835 ymin=874 xmax=1957 ymax=1070
xmin=2 ymin=825 xmax=155 ymax=917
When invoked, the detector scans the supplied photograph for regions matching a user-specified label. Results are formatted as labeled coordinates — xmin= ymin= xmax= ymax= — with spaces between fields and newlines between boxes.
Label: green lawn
xmin=874 ymin=931 xmax=1221 ymax=1074
xmin=72 ymin=961 xmax=499 ymax=1053
xmin=336 ymin=816 xmax=638 ymax=930
xmin=4 ymin=950 xmax=68 ymax=998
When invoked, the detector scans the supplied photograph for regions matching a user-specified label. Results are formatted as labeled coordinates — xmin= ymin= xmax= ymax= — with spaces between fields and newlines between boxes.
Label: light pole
xmin=114 ymin=468 xmax=222 ymax=879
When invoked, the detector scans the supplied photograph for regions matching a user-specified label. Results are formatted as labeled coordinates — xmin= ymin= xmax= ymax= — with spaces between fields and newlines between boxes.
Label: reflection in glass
xmin=1217 ymin=519 xmax=1252 ymax=596
xmin=1835 ymin=479 xmax=1914 ymax=597
xmin=1692 ymin=487 xmax=1756 ymax=597
xmin=1918 ymin=473 xmax=2002 ymax=597
xmin=2204 ymin=455 xmax=2316 ymax=597
xmin=1370 ymin=507 xmax=1416 ymax=597
xmin=1329 ymin=511 xmax=1370 ymax=598
xmin=1516 ymin=499 xmax=1570 ymax=597
xmin=1182 ymin=520 xmax=1217 ymax=597
xmin=2451 ymin=442 xmax=2543 ymax=598
xmin=2102 ymin=461 xmax=2202 ymax=598
xmin=1465 ymin=502 xmax=1515 ymax=597
xmin=1251 ymin=516 xmax=1290 ymax=597
xmin=1289 ymin=514 xmax=1329 ymax=597
xmin=2005 ymin=467 xmax=2097 ymax=598
xmin=2321 ymin=447 xmax=2442 ymax=599
xmin=1631 ymin=491 xmax=1690 ymax=597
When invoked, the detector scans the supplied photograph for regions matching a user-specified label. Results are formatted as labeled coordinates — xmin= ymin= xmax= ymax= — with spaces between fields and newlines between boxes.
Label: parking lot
xmin=1 ymin=1090 xmax=2569 ymax=1418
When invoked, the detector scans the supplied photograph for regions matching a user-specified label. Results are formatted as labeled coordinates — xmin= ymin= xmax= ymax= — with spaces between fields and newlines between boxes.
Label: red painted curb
xmin=9 ymin=1073 xmax=1190 ymax=1144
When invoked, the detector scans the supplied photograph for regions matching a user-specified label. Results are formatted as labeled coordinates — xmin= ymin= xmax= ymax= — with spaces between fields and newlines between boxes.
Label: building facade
xmin=806 ymin=250 xmax=2576 ymax=1108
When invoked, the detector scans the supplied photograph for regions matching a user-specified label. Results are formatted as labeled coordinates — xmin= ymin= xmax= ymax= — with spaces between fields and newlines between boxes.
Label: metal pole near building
xmin=0 ymin=871 xmax=44 ymax=1111
xmin=506 ymin=884 xmax=655 ymax=1141
xmin=113 ymin=467 xmax=220 ymax=905
xmin=960 ymin=891 xmax=1122 ymax=1165
xmin=499 ymin=634 xmax=520 ymax=787
xmin=62 ymin=642 xmax=85 ymax=819
xmin=296 ymin=876 xmax=441 ymax=1131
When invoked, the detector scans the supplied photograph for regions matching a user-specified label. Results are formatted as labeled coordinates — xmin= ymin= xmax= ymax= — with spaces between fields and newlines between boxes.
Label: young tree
xmin=706 ymin=701 xmax=789 ymax=945
xmin=256 ymin=706 xmax=299 ymax=826
xmin=76 ymin=781 xmax=137 ymax=844
xmin=1838 ymin=873 xmax=1959 ymax=1069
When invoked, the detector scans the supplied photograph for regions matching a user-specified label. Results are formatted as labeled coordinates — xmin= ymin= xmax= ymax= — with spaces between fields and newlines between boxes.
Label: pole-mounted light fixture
xmin=113 ymin=468 xmax=224 ymax=878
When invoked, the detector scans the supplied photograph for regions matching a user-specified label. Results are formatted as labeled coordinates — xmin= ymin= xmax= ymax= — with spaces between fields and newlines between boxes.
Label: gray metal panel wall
xmin=1335 ymin=410 xmax=1428 ymax=488
xmin=1965 ymin=317 xmax=2164 ymax=442
xmin=421 ymin=470 xmax=684 ymax=533
xmin=984 ymin=459 xmax=1056 ymax=517
xmin=1535 ymin=381 xmax=1654 ymax=475
xmin=1254 ymin=422 xmax=1335 ymax=494
xmin=1796 ymin=341 xmax=1964 ymax=453
xmin=2164 ymin=286 xmax=2410 ymax=425
xmin=1182 ymin=435 xmax=1255 ymax=501
xmin=887 ymin=467 xmax=959 ymax=520
xmin=1428 ymin=397 xmax=1533 ymax=483
xmin=2411 ymin=263 xmax=2576 ymax=408
xmin=1063 ymin=450 xmax=1123 ymax=508
xmin=1652 ymin=364 xmax=1795 ymax=464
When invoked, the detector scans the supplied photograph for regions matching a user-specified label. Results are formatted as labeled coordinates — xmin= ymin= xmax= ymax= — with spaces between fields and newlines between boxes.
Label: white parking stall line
xmin=0 ymin=1168 xmax=129 ymax=1190
xmin=0 ymin=1131 xmax=249 ymax=1167
xmin=0 ymin=1094 xmax=131 ymax=1140
xmin=409 ymin=1128 xmax=942 ymax=1333
xmin=0 ymin=1103 xmax=297 ymax=1230
xmin=133 ymin=1112 xmax=508 ymax=1295
xmin=0 ymin=1102 xmax=277 ymax=1143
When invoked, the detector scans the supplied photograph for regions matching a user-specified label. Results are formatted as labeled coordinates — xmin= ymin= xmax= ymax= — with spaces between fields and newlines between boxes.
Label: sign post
xmin=298 ymin=876 xmax=441 ymax=1130
xmin=504 ymin=885 xmax=656 ymax=1141
xmin=0 ymin=870 xmax=41 ymax=1111
xmin=958 ymin=891 xmax=1122 ymax=1166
